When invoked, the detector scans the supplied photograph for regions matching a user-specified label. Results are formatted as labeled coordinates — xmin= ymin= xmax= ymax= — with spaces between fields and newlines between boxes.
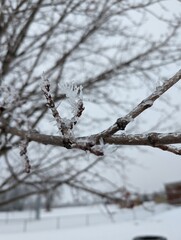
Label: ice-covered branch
xmin=1 ymin=70 xmax=181 ymax=157
xmin=96 ymin=69 xmax=181 ymax=138
xmin=41 ymin=74 xmax=69 ymax=137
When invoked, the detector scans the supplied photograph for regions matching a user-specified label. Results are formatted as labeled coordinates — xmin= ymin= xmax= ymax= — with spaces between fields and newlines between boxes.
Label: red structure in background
xmin=165 ymin=181 xmax=181 ymax=205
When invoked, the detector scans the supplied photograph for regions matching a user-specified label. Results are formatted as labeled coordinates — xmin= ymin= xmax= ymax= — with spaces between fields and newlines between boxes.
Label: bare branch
xmin=19 ymin=139 xmax=31 ymax=173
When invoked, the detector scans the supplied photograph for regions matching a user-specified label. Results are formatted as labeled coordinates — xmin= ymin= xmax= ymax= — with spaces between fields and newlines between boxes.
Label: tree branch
xmin=3 ymin=124 xmax=181 ymax=150
xmin=96 ymin=69 xmax=181 ymax=138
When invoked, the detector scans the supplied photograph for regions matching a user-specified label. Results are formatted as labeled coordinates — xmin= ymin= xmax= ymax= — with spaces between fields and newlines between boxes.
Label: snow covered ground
xmin=0 ymin=203 xmax=180 ymax=240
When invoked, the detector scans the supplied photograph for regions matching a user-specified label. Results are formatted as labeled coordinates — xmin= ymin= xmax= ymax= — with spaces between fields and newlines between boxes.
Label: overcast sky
xmin=80 ymin=0 xmax=181 ymax=194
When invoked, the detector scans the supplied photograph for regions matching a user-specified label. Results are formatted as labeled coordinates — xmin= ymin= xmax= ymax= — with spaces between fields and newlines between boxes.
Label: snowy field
xmin=0 ymin=203 xmax=180 ymax=240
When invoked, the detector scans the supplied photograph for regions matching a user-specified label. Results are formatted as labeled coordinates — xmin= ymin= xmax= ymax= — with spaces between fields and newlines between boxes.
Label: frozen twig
xmin=41 ymin=73 xmax=69 ymax=136
xmin=41 ymin=74 xmax=84 ymax=140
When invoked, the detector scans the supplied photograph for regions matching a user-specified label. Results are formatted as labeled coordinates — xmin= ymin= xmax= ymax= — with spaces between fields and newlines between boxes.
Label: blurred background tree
xmin=0 ymin=0 xmax=181 ymax=209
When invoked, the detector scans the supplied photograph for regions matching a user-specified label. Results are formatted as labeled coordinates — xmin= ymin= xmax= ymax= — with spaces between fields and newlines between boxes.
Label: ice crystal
xmin=60 ymin=82 xmax=83 ymax=116
xmin=99 ymin=137 xmax=117 ymax=155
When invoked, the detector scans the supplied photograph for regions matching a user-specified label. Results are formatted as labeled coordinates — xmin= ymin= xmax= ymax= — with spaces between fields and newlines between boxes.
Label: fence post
xmin=35 ymin=195 xmax=41 ymax=220
xmin=85 ymin=214 xmax=90 ymax=226
xmin=23 ymin=219 xmax=28 ymax=232
xmin=5 ymin=211 xmax=9 ymax=223
xmin=56 ymin=217 xmax=61 ymax=229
